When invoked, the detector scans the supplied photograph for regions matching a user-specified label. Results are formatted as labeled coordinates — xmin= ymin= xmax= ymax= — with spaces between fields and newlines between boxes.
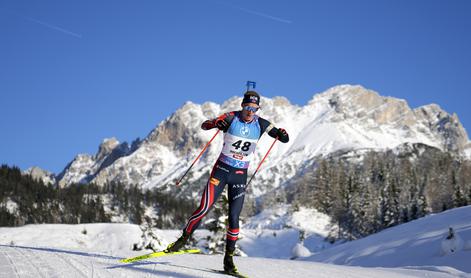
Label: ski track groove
xmin=3 ymin=246 xmax=46 ymax=278
xmin=50 ymin=249 xmax=121 ymax=278
xmin=51 ymin=251 xmax=94 ymax=278
xmin=3 ymin=246 xmax=72 ymax=278
xmin=17 ymin=245 xmax=75 ymax=278
xmin=5 ymin=246 xmax=41 ymax=278
xmin=14 ymin=247 xmax=49 ymax=278
xmin=0 ymin=248 xmax=20 ymax=278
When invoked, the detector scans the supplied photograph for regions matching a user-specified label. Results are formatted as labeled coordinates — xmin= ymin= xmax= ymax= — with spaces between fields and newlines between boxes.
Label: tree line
xmin=290 ymin=145 xmax=471 ymax=240
xmin=0 ymin=165 xmax=194 ymax=227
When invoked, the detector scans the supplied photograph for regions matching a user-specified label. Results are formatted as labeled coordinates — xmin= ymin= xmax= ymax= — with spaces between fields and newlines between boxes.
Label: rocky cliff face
xmin=23 ymin=166 xmax=55 ymax=185
xmin=414 ymin=104 xmax=469 ymax=152
xmin=53 ymin=85 xmax=470 ymax=195
xmin=319 ymin=86 xmax=416 ymax=126
xmin=55 ymin=137 xmax=134 ymax=187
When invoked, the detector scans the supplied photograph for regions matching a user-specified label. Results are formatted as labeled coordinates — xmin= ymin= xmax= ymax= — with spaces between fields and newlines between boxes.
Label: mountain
xmin=53 ymin=85 xmax=470 ymax=196
xmin=23 ymin=166 xmax=55 ymax=185
xmin=53 ymin=137 xmax=139 ymax=187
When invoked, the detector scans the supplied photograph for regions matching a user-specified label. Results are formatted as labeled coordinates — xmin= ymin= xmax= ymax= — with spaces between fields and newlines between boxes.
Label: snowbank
xmin=305 ymin=206 xmax=471 ymax=274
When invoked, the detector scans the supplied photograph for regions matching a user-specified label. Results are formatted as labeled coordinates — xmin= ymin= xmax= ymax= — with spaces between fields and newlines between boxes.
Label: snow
xmin=243 ymin=205 xmax=334 ymax=237
xmin=0 ymin=228 xmax=459 ymax=278
xmin=441 ymin=233 xmax=464 ymax=255
xmin=238 ymin=206 xmax=335 ymax=259
xmin=1 ymin=206 xmax=470 ymax=277
xmin=291 ymin=208 xmax=332 ymax=235
xmin=4 ymin=198 xmax=19 ymax=215
xmin=464 ymin=145 xmax=471 ymax=159
xmin=0 ymin=243 xmax=458 ymax=278
xmin=292 ymin=243 xmax=312 ymax=258
xmin=239 ymin=229 xmax=301 ymax=259
xmin=304 ymin=206 xmax=471 ymax=275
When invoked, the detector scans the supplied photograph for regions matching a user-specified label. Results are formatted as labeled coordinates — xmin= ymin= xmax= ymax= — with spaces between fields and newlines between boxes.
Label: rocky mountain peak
xmin=96 ymin=138 xmax=120 ymax=161
xmin=310 ymin=85 xmax=415 ymax=127
xmin=414 ymin=104 xmax=469 ymax=152
xmin=54 ymin=85 xmax=470 ymax=191
xmin=23 ymin=166 xmax=55 ymax=185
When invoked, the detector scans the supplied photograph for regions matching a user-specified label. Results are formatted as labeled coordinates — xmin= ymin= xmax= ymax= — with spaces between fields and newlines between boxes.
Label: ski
xmin=212 ymin=269 xmax=250 ymax=278
xmin=119 ymin=249 xmax=201 ymax=263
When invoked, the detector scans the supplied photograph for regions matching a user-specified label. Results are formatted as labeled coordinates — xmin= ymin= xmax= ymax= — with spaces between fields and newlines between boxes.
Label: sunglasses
xmin=242 ymin=106 xmax=259 ymax=113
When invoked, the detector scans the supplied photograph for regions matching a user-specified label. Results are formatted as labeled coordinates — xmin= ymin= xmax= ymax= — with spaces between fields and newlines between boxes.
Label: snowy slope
xmin=53 ymin=85 xmax=470 ymax=198
xmin=0 ymin=244 xmax=461 ymax=278
xmin=0 ymin=222 xmax=468 ymax=277
xmin=305 ymin=206 xmax=471 ymax=274
xmin=238 ymin=205 xmax=336 ymax=259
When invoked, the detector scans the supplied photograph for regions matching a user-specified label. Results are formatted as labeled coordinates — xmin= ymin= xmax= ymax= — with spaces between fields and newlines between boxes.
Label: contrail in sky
xmin=24 ymin=16 xmax=82 ymax=39
xmin=232 ymin=5 xmax=292 ymax=24
xmin=2 ymin=7 xmax=82 ymax=39
xmin=213 ymin=1 xmax=293 ymax=24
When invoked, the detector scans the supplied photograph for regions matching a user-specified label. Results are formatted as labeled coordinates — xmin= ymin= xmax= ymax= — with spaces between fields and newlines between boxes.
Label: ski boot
xmin=223 ymin=247 xmax=239 ymax=275
xmin=164 ymin=230 xmax=190 ymax=253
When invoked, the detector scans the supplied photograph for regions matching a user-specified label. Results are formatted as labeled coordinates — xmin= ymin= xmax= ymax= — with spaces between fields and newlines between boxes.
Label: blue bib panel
xmin=218 ymin=115 xmax=261 ymax=168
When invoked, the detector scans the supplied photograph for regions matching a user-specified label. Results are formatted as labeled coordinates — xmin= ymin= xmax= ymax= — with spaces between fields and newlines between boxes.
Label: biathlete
xmin=165 ymin=90 xmax=289 ymax=275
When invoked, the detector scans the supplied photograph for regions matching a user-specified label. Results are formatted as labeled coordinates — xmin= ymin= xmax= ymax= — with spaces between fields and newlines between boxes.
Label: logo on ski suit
xmin=240 ymin=126 xmax=250 ymax=136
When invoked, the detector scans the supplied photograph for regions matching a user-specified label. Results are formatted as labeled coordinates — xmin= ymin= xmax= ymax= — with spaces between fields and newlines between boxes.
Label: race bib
xmin=221 ymin=133 xmax=258 ymax=163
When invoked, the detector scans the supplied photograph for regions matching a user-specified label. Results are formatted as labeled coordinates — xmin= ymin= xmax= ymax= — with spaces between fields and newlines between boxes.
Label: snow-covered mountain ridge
xmin=47 ymin=85 xmax=470 ymax=196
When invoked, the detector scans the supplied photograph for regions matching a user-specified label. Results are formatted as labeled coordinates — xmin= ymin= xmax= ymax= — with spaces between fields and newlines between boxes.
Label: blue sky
xmin=1 ymin=0 xmax=470 ymax=173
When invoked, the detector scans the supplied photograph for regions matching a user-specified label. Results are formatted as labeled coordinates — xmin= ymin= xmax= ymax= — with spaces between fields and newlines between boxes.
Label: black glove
xmin=276 ymin=128 xmax=289 ymax=143
xmin=201 ymin=120 xmax=214 ymax=130
xmin=215 ymin=119 xmax=229 ymax=131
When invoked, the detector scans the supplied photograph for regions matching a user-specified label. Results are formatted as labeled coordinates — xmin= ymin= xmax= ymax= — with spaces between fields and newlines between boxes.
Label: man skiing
xmin=165 ymin=90 xmax=289 ymax=275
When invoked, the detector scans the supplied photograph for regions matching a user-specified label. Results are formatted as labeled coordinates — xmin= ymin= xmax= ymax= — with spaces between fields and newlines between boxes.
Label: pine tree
xmin=347 ymin=166 xmax=364 ymax=239
xmin=330 ymin=159 xmax=351 ymax=239
xmin=452 ymin=168 xmax=466 ymax=207
xmin=313 ymin=159 xmax=334 ymax=214
xmin=206 ymin=192 xmax=228 ymax=254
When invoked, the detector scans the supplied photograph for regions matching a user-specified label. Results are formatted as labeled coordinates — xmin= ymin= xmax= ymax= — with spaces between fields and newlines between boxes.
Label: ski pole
xmin=176 ymin=129 xmax=220 ymax=186
xmin=247 ymin=137 xmax=278 ymax=187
